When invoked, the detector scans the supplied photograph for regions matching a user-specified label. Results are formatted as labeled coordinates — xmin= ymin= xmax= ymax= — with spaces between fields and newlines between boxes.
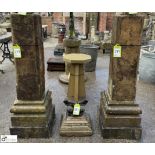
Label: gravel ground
xmin=0 ymin=37 xmax=155 ymax=143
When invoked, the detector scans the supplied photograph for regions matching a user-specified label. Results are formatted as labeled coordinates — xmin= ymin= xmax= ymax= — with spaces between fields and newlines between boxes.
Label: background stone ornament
xmin=69 ymin=12 xmax=75 ymax=39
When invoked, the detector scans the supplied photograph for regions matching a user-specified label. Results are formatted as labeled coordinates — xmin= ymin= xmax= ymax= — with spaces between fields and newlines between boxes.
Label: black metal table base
xmin=0 ymin=41 xmax=14 ymax=64
xmin=0 ymin=61 xmax=4 ymax=74
xmin=0 ymin=69 xmax=4 ymax=74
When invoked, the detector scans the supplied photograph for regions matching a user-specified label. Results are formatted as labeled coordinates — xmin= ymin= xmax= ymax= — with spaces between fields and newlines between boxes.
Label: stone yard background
xmin=0 ymin=37 xmax=155 ymax=143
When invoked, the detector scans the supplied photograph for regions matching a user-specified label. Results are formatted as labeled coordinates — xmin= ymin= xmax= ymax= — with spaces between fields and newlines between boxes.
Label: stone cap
xmin=63 ymin=53 xmax=91 ymax=64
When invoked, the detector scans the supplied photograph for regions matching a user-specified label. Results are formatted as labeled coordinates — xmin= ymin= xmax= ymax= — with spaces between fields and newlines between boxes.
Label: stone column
xmin=10 ymin=14 xmax=55 ymax=138
xmin=99 ymin=14 xmax=144 ymax=140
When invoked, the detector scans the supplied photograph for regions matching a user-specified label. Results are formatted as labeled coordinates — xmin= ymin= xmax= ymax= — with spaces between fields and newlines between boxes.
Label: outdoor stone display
xmin=99 ymin=14 xmax=144 ymax=139
xmin=10 ymin=14 xmax=55 ymax=138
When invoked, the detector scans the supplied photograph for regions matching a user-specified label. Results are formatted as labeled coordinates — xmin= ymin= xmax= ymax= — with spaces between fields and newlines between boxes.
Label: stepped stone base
xmin=10 ymin=91 xmax=55 ymax=138
xmin=99 ymin=91 xmax=142 ymax=140
xmin=60 ymin=112 xmax=93 ymax=137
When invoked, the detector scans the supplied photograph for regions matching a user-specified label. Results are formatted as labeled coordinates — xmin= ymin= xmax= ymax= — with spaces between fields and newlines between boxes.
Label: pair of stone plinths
xmin=10 ymin=14 xmax=144 ymax=140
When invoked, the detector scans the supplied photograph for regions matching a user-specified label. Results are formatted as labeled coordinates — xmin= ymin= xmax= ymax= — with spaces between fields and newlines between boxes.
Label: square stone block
xmin=11 ymin=14 xmax=42 ymax=46
xmin=112 ymin=15 xmax=144 ymax=45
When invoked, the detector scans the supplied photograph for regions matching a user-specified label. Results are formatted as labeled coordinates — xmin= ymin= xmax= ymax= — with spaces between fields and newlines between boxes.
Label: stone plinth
xmin=10 ymin=14 xmax=55 ymax=138
xmin=59 ymin=38 xmax=81 ymax=84
xmin=99 ymin=91 xmax=142 ymax=139
xmin=99 ymin=15 xmax=144 ymax=140
xmin=60 ymin=53 xmax=93 ymax=136
xmin=10 ymin=91 xmax=55 ymax=138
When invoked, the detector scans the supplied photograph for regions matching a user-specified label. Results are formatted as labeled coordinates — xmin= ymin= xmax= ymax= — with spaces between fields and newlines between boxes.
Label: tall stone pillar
xmin=99 ymin=14 xmax=144 ymax=140
xmin=10 ymin=14 xmax=55 ymax=138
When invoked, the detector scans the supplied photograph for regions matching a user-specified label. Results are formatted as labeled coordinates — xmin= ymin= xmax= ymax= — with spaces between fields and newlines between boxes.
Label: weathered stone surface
xmin=11 ymin=14 xmax=45 ymax=100
xmin=112 ymin=15 xmax=144 ymax=45
xmin=99 ymin=91 xmax=142 ymax=140
xmin=99 ymin=15 xmax=144 ymax=140
xmin=10 ymin=126 xmax=53 ymax=138
xmin=11 ymin=14 xmax=42 ymax=45
xmin=108 ymin=16 xmax=144 ymax=101
xmin=99 ymin=124 xmax=142 ymax=140
xmin=16 ymin=74 xmax=45 ymax=101
xmin=63 ymin=38 xmax=81 ymax=54
xmin=10 ymin=14 xmax=55 ymax=138
xmin=101 ymin=92 xmax=142 ymax=115
xmin=100 ymin=91 xmax=141 ymax=127
xmin=10 ymin=91 xmax=55 ymax=138
xmin=60 ymin=112 xmax=93 ymax=137
xmin=108 ymin=46 xmax=141 ymax=101
xmin=10 ymin=91 xmax=52 ymax=114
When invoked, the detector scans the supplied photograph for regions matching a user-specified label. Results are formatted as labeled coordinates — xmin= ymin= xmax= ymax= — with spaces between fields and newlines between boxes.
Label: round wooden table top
xmin=63 ymin=53 xmax=91 ymax=64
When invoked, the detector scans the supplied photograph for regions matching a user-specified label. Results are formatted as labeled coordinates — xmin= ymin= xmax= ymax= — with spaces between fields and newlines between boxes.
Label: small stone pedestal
xmin=10 ymin=14 xmax=55 ymax=138
xmin=59 ymin=38 xmax=81 ymax=84
xmin=60 ymin=53 xmax=93 ymax=136
xmin=99 ymin=15 xmax=144 ymax=140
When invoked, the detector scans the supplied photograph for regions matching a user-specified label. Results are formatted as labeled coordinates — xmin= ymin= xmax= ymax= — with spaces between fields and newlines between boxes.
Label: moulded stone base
xmin=60 ymin=112 xmax=93 ymax=137
xmin=99 ymin=117 xmax=141 ymax=139
xmin=99 ymin=91 xmax=142 ymax=140
xmin=10 ymin=91 xmax=55 ymax=138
